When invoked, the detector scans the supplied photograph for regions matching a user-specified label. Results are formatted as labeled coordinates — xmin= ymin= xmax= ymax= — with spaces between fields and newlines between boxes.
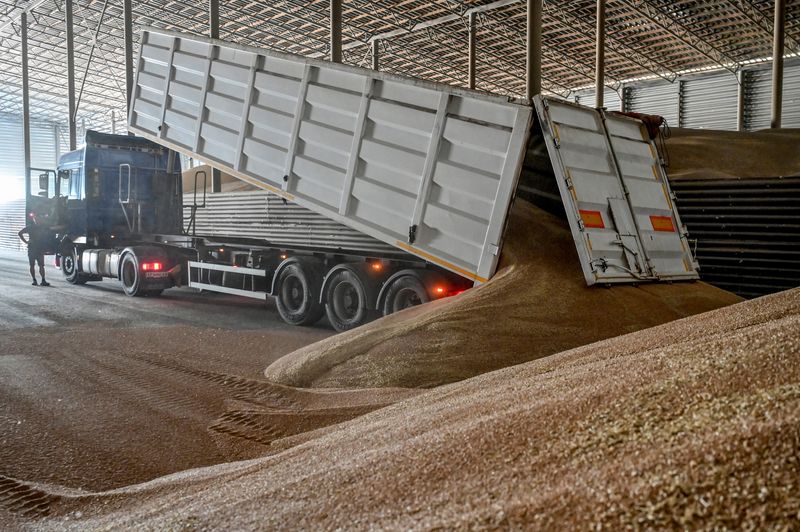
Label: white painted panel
xmin=533 ymin=96 xmax=698 ymax=285
xmin=130 ymin=28 xmax=533 ymax=282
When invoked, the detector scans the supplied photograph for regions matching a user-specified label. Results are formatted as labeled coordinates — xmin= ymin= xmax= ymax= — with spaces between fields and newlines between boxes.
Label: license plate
xmin=144 ymin=272 xmax=169 ymax=279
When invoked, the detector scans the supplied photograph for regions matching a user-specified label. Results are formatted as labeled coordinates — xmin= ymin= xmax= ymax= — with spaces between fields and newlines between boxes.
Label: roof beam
xmin=480 ymin=9 xmax=624 ymax=91
xmin=342 ymin=0 xmax=521 ymax=51
xmin=0 ymin=0 xmax=51 ymax=35
xmin=545 ymin=1 xmax=678 ymax=82
xmin=616 ymin=0 xmax=741 ymax=74
xmin=725 ymin=0 xmax=800 ymax=56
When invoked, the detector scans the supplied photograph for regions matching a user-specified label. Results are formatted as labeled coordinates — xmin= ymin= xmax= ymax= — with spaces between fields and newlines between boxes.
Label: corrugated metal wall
xmin=184 ymin=191 xmax=400 ymax=255
xmin=569 ymin=58 xmax=799 ymax=132
xmin=625 ymin=82 xmax=680 ymax=126
xmin=0 ymin=113 xmax=60 ymax=250
xmin=670 ymin=177 xmax=800 ymax=299
xmin=0 ymin=114 xmax=25 ymax=190
xmin=573 ymin=88 xmax=623 ymax=111
xmin=0 ymin=113 xmax=59 ymax=197
xmin=0 ymin=200 xmax=26 ymax=251
xmin=680 ymin=72 xmax=740 ymax=130
xmin=746 ymin=62 xmax=800 ymax=130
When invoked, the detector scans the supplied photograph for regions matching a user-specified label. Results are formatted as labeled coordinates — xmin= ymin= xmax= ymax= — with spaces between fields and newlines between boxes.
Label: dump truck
xmin=27 ymin=27 xmax=698 ymax=332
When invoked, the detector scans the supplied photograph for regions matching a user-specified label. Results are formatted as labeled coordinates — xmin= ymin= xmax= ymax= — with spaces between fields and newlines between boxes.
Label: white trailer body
xmin=130 ymin=28 xmax=532 ymax=284
xmin=129 ymin=28 xmax=698 ymax=288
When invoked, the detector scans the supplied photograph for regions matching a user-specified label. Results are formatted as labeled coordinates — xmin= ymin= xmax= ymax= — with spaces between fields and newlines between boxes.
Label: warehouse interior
xmin=0 ymin=0 xmax=799 ymax=529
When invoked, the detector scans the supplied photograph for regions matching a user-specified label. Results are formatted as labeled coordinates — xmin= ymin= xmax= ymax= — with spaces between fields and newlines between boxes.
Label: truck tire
xmin=324 ymin=269 xmax=373 ymax=332
xmin=61 ymin=250 xmax=88 ymax=285
xmin=382 ymin=275 xmax=430 ymax=316
xmin=120 ymin=253 xmax=144 ymax=297
xmin=274 ymin=262 xmax=324 ymax=326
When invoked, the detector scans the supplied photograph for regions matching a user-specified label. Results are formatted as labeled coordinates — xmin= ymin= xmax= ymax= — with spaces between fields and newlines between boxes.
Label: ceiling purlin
xmin=616 ymin=0 xmax=741 ymax=74
xmin=480 ymin=5 xmax=624 ymax=92
xmin=726 ymin=0 xmax=800 ymax=56
xmin=554 ymin=2 xmax=679 ymax=82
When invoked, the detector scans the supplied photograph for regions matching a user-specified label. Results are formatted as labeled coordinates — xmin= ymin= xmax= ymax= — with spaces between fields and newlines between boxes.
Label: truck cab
xmin=55 ymin=130 xmax=183 ymax=246
xmin=25 ymin=131 xmax=186 ymax=295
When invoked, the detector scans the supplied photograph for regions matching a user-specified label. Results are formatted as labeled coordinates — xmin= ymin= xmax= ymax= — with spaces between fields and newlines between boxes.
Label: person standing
xmin=18 ymin=215 xmax=51 ymax=286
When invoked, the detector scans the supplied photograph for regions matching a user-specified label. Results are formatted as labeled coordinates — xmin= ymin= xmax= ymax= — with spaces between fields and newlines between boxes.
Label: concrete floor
xmin=0 ymin=249 xmax=326 ymax=331
xmin=0 ymin=249 xmax=333 ymax=491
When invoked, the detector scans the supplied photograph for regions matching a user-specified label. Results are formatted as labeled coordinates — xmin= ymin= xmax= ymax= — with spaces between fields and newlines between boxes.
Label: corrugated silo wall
xmin=0 ymin=113 xmax=61 ymax=252
xmin=573 ymin=58 xmax=800 ymax=131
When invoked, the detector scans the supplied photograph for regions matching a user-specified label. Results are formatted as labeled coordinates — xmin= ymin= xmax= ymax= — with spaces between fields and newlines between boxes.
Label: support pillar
xmin=468 ymin=12 xmax=477 ymax=89
xmin=525 ymin=0 xmax=542 ymax=99
xmin=330 ymin=0 xmax=342 ymax=63
xmin=371 ymin=39 xmax=379 ymax=70
xmin=209 ymin=0 xmax=219 ymax=39
xmin=771 ymin=0 xmax=786 ymax=128
xmin=65 ymin=0 xmax=76 ymax=150
xmin=123 ymin=0 xmax=133 ymax=123
xmin=737 ymin=70 xmax=746 ymax=131
xmin=22 ymin=12 xmax=31 ymax=194
xmin=595 ymin=0 xmax=605 ymax=108
xmin=209 ymin=0 xmax=221 ymax=187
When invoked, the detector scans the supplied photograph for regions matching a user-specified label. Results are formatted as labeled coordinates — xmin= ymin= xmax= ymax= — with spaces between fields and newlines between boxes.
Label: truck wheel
xmin=382 ymin=276 xmax=430 ymax=316
xmin=275 ymin=263 xmax=324 ymax=326
xmin=61 ymin=250 xmax=88 ymax=285
xmin=120 ymin=253 xmax=144 ymax=297
xmin=324 ymin=269 xmax=373 ymax=332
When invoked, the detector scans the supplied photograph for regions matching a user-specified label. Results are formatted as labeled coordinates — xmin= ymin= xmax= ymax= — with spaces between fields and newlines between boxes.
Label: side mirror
xmin=38 ymin=172 xmax=49 ymax=191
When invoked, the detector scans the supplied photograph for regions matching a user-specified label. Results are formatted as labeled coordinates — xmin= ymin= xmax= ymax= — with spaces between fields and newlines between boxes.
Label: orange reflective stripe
xmin=395 ymin=241 xmax=487 ymax=283
xmin=650 ymin=215 xmax=676 ymax=232
xmin=579 ymin=210 xmax=605 ymax=229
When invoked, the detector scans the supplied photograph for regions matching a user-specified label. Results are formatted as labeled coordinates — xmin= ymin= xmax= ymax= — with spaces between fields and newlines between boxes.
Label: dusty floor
xmin=3 ymin=287 xmax=796 ymax=531
xmin=0 ymin=249 xmax=333 ymax=491
xmin=0 ymin=192 xmax=791 ymax=529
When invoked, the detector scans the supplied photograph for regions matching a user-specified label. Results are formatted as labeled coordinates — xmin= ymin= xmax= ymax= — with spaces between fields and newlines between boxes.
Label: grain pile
xmin=14 ymin=287 xmax=798 ymax=530
xmin=665 ymin=127 xmax=800 ymax=180
xmin=265 ymin=200 xmax=740 ymax=389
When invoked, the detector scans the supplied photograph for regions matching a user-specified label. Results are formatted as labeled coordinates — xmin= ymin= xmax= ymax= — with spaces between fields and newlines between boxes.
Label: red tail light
xmin=142 ymin=262 xmax=163 ymax=271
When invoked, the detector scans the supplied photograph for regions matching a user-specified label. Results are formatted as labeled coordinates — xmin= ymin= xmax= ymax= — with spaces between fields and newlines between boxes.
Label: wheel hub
xmin=333 ymin=281 xmax=360 ymax=322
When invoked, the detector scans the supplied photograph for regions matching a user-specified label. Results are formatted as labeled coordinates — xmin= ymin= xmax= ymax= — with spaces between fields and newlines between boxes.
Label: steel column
xmin=371 ymin=39 xmax=379 ymax=70
xmin=209 ymin=0 xmax=221 ymax=189
xmin=209 ymin=0 xmax=219 ymax=39
xmin=330 ymin=0 xmax=342 ymax=63
xmin=737 ymin=69 xmax=746 ymax=131
xmin=771 ymin=0 xmax=786 ymax=128
xmin=525 ymin=0 xmax=542 ymax=99
xmin=21 ymin=11 xmax=31 ymax=193
xmin=111 ymin=109 xmax=116 ymax=134
xmin=468 ymin=12 xmax=477 ymax=89
xmin=124 ymin=0 xmax=134 ymax=118
xmin=65 ymin=0 xmax=76 ymax=150
xmin=595 ymin=0 xmax=605 ymax=108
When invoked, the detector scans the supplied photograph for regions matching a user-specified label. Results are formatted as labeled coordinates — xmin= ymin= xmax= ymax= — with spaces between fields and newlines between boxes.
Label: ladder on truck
xmin=128 ymin=27 xmax=698 ymax=287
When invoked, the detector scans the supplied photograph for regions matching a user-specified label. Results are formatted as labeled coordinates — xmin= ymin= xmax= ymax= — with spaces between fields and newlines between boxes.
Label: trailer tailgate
xmin=533 ymin=96 xmax=699 ymax=285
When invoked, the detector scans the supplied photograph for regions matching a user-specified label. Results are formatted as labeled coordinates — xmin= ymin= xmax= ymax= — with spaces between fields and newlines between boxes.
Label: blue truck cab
xmin=56 ymin=130 xmax=183 ymax=245
xmin=27 ymin=131 xmax=187 ymax=295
